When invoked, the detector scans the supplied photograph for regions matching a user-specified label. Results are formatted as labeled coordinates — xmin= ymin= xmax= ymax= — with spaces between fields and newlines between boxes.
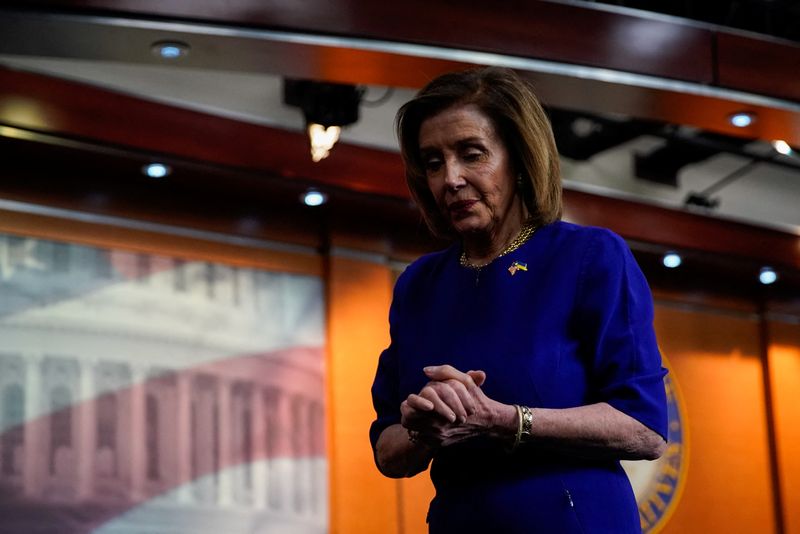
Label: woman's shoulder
xmin=543 ymin=221 xmax=646 ymax=299
xmin=541 ymin=219 xmax=620 ymax=239
xmin=394 ymin=244 xmax=459 ymax=290
xmin=539 ymin=220 xmax=628 ymax=255
xmin=400 ymin=244 xmax=461 ymax=279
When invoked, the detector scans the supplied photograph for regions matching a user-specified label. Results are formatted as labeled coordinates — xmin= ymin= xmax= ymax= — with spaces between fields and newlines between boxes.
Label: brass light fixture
xmin=284 ymin=79 xmax=363 ymax=162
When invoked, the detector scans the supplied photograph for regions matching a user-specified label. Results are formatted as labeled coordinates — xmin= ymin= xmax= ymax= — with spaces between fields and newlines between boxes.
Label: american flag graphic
xmin=0 ymin=233 xmax=328 ymax=534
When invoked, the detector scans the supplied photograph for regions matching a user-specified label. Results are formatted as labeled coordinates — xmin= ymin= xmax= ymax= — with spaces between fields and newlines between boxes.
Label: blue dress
xmin=370 ymin=221 xmax=668 ymax=533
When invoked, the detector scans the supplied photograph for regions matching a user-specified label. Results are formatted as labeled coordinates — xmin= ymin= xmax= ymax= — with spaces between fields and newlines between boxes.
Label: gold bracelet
xmin=511 ymin=404 xmax=524 ymax=451
xmin=510 ymin=405 xmax=534 ymax=452
xmin=520 ymin=405 xmax=533 ymax=440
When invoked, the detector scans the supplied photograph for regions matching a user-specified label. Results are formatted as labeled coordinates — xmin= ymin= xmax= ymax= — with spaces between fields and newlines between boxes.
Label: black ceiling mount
xmin=634 ymin=131 xmax=756 ymax=188
xmin=548 ymin=109 xmax=657 ymax=161
xmin=283 ymin=79 xmax=364 ymax=128
xmin=634 ymin=139 xmax=719 ymax=188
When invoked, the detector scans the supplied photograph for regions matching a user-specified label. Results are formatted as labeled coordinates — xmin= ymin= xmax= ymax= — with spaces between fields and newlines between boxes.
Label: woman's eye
xmin=463 ymin=151 xmax=484 ymax=162
xmin=424 ymin=159 xmax=443 ymax=172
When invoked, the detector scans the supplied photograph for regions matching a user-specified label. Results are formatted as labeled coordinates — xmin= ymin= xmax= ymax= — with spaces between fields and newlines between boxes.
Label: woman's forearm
xmin=374 ymin=424 xmax=435 ymax=478
xmin=526 ymin=402 xmax=666 ymax=460
xmin=448 ymin=401 xmax=664 ymax=461
xmin=375 ymin=402 xmax=663 ymax=479
xmin=421 ymin=366 xmax=665 ymax=461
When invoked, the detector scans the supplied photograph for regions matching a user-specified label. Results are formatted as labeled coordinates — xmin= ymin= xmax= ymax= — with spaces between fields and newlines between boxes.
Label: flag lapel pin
xmin=508 ymin=261 xmax=528 ymax=276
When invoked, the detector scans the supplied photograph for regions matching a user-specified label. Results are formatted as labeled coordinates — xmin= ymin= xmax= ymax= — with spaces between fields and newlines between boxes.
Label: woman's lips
xmin=448 ymin=199 xmax=477 ymax=213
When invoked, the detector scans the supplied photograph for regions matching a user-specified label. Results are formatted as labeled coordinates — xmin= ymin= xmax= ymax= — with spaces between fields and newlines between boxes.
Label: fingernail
xmin=424 ymin=366 xmax=433 ymax=372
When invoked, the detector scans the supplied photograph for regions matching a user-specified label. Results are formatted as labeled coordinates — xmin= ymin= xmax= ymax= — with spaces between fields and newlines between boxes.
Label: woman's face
xmin=418 ymin=104 xmax=520 ymax=239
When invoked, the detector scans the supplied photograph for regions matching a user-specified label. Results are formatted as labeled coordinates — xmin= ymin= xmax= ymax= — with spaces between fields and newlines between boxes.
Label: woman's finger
xmin=418 ymin=386 xmax=458 ymax=423
xmin=427 ymin=381 xmax=469 ymax=422
xmin=444 ymin=378 xmax=477 ymax=415
xmin=402 ymin=396 xmax=441 ymax=430
xmin=423 ymin=364 xmax=475 ymax=387
xmin=405 ymin=393 xmax=434 ymax=412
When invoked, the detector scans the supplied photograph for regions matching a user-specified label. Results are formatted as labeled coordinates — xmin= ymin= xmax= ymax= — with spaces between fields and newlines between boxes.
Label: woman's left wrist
xmin=491 ymin=403 xmax=519 ymax=441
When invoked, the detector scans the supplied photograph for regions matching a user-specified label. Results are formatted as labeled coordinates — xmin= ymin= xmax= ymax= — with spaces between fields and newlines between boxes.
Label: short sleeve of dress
xmin=368 ymin=272 xmax=407 ymax=453
xmin=574 ymin=229 xmax=668 ymax=440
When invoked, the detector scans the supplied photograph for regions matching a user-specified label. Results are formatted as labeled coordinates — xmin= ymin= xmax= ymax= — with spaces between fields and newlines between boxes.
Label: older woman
xmin=369 ymin=67 xmax=667 ymax=533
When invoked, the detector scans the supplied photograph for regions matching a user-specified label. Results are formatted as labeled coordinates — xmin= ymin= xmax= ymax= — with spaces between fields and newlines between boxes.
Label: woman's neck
xmin=462 ymin=206 xmax=529 ymax=265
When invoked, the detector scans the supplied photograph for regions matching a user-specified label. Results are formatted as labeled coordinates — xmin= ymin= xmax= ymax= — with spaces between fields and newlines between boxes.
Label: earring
xmin=516 ymin=174 xmax=523 ymax=188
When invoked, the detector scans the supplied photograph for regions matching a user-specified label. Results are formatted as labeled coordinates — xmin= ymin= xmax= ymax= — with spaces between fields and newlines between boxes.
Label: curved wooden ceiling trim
xmin=717 ymin=33 xmax=800 ymax=103
xmin=1 ymin=65 xmax=799 ymax=271
xmin=2 ymin=0 xmax=715 ymax=82
xmin=0 ymin=65 xmax=408 ymax=198
xmin=6 ymin=0 xmax=800 ymax=101
xmin=2 ymin=2 xmax=800 ymax=146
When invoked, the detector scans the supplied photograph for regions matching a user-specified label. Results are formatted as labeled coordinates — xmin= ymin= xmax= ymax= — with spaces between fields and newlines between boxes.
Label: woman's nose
xmin=444 ymin=163 xmax=466 ymax=189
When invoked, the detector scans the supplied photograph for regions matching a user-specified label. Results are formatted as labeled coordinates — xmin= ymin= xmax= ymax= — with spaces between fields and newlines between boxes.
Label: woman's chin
xmin=450 ymin=218 xmax=489 ymax=237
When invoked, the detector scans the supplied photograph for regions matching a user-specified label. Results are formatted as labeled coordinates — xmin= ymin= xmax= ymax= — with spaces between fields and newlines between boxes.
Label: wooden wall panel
xmin=654 ymin=306 xmax=776 ymax=534
xmin=769 ymin=321 xmax=800 ymax=534
xmin=326 ymin=251 xmax=398 ymax=534
xmin=399 ymin=474 xmax=435 ymax=534
xmin=0 ymin=207 xmax=322 ymax=276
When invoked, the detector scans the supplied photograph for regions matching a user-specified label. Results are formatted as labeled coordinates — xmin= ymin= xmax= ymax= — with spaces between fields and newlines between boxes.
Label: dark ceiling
xmin=586 ymin=0 xmax=800 ymax=42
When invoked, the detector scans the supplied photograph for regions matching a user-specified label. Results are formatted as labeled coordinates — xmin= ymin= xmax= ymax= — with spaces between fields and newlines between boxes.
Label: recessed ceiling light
xmin=302 ymin=189 xmax=328 ymax=207
xmin=772 ymin=140 xmax=793 ymax=155
xmin=759 ymin=266 xmax=778 ymax=285
xmin=143 ymin=163 xmax=170 ymax=178
xmin=729 ymin=112 xmax=755 ymax=128
xmin=662 ymin=252 xmax=682 ymax=269
xmin=152 ymin=41 xmax=190 ymax=60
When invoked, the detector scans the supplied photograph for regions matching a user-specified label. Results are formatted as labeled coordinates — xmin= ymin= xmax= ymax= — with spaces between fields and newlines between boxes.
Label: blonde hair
xmin=396 ymin=67 xmax=562 ymax=239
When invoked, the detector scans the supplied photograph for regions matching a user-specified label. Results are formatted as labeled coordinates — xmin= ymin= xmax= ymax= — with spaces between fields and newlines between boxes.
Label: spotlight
xmin=308 ymin=124 xmax=341 ymax=163
xmin=284 ymin=79 xmax=363 ymax=162
xmin=662 ymin=252 xmax=682 ymax=269
xmin=772 ymin=140 xmax=793 ymax=155
xmin=142 ymin=163 xmax=170 ymax=178
xmin=152 ymin=41 xmax=190 ymax=60
xmin=729 ymin=112 xmax=755 ymax=128
xmin=302 ymin=189 xmax=328 ymax=207
xmin=759 ymin=267 xmax=778 ymax=285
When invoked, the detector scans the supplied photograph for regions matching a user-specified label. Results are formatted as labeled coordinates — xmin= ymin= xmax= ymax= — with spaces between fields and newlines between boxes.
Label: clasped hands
xmin=400 ymin=364 xmax=508 ymax=449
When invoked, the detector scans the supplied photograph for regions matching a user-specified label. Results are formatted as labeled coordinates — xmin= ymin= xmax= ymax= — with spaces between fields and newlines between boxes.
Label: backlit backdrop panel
xmin=0 ymin=233 xmax=327 ymax=534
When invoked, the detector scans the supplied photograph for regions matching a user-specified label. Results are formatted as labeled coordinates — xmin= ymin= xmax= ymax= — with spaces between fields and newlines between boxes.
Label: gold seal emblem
xmin=622 ymin=354 xmax=688 ymax=533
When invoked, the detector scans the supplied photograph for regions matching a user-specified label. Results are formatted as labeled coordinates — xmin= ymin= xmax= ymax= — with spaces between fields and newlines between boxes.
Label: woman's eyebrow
xmin=455 ymin=137 xmax=486 ymax=148
xmin=420 ymin=136 xmax=485 ymax=153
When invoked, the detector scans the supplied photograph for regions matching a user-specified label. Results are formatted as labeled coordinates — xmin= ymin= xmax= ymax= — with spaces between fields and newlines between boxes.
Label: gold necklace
xmin=459 ymin=220 xmax=537 ymax=270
